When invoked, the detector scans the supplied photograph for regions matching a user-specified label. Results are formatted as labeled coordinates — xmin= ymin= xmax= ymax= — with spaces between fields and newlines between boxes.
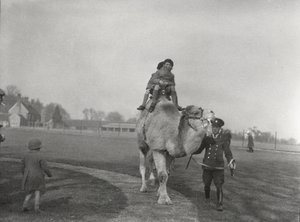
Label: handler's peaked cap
xmin=211 ymin=118 xmax=224 ymax=127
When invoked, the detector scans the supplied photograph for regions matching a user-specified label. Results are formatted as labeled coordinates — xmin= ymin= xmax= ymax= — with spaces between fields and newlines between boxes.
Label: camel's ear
xmin=183 ymin=105 xmax=193 ymax=113
xmin=198 ymin=107 xmax=203 ymax=115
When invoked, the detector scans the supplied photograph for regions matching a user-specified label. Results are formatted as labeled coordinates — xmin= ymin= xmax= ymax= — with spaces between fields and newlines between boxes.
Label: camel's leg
xmin=149 ymin=171 xmax=156 ymax=186
xmin=148 ymin=153 xmax=157 ymax=186
xmin=139 ymin=150 xmax=148 ymax=192
xmin=166 ymin=154 xmax=175 ymax=175
xmin=153 ymin=151 xmax=172 ymax=205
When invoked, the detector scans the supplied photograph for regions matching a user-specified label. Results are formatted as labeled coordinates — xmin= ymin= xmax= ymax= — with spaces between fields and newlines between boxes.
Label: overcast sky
xmin=0 ymin=0 xmax=299 ymax=141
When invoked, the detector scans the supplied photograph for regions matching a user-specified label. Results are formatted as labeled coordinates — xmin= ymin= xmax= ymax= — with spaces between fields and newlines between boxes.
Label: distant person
xmin=0 ymin=124 xmax=5 ymax=143
xmin=0 ymin=88 xmax=5 ymax=105
xmin=247 ymin=133 xmax=254 ymax=153
xmin=193 ymin=118 xmax=236 ymax=211
xmin=137 ymin=59 xmax=182 ymax=112
xmin=21 ymin=139 xmax=52 ymax=213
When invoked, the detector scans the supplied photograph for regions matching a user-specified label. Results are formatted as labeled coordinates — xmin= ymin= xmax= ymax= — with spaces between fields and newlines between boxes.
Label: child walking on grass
xmin=21 ymin=138 xmax=52 ymax=213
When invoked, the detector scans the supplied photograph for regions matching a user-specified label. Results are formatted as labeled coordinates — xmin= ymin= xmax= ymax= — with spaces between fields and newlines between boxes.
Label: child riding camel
xmin=137 ymin=59 xmax=182 ymax=112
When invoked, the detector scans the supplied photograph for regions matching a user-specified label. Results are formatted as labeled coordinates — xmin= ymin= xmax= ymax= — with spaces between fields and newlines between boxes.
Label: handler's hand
xmin=228 ymin=159 xmax=236 ymax=170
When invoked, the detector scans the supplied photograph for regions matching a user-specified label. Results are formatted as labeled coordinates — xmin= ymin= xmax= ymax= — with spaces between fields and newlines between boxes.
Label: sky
xmin=0 ymin=0 xmax=300 ymax=141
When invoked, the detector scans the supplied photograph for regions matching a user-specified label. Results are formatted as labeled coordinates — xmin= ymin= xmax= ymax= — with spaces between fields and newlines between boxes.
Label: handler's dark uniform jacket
xmin=195 ymin=129 xmax=233 ymax=169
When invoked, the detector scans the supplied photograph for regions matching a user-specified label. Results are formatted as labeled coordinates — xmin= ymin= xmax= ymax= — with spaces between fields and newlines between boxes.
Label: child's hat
xmin=28 ymin=138 xmax=42 ymax=150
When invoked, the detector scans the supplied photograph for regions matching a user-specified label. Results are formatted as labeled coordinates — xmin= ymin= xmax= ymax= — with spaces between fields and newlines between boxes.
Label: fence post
xmin=274 ymin=131 xmax=277 ymax=150
xmin=242 ymin=130 xmax=245 ymax=148
xmin=98 ymin=121 xmax=101 ymax=136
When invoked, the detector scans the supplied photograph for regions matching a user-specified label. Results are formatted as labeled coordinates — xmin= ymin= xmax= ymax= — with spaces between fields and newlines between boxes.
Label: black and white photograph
xmin=0 ymin=0 xmax=299 ymax=221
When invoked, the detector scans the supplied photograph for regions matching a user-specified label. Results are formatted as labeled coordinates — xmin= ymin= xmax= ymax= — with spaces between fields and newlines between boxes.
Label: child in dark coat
xmin=137 ymin=59 xmax=182 ymax=112
xmin=21 ymin=138 xmax=52 ymax=213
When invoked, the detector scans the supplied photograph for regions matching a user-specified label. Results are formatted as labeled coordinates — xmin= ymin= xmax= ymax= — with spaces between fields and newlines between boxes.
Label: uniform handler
xmin=193 ymin=118 xmax=236 ymax=211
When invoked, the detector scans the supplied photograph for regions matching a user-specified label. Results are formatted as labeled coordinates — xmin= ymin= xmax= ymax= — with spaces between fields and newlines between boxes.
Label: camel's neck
xmin=176 ymin=119 xmax=207 ymax=156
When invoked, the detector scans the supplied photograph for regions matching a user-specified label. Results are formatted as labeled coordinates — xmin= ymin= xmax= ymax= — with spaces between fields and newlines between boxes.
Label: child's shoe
xmin=22 ymin=207 xmax=29 ymax=212
xmin=137 ymin=105 xmax=145 ymax=110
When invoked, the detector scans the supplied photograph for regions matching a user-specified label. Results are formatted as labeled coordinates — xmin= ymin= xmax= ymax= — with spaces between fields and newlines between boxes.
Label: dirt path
xmin=0 ymin=157 xmax=198 ymax=222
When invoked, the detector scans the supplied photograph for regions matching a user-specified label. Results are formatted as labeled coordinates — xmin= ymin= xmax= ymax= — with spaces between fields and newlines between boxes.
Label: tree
xmin=126 ymin=117 xmax=137 ymax=123
xmin=287 ymin=137 xmax=297 ymax=145
xmin=82 ymin=108 xmax=105 ymax=120
xmin=95 ymin=110 xmax=105 ymax=121
xmin=42 ymin=103 xmax=70 ymax=122
xmin=105 ymin=111 xmax=124 ymax=122
xmin=30 ymin=99 xmax=44 ymax=114
xmin=89 ymin=108 xmax=97 ymax=120
xmin=6 ymin=85 xmax=20 ymax=96
xmin=82 ymin=108 xmax=89 ymax=120
xmin=52 ymin=105 xmax=62 ymax=123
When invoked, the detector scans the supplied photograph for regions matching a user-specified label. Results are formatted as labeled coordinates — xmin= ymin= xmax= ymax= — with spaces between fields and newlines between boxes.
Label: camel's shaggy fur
xmin=136 ymin=96 xmax=213 ymax=204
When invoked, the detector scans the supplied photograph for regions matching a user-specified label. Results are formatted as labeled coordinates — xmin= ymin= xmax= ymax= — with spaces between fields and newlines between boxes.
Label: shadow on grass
xmin=0 ymin=161 xmax=128 ymax=222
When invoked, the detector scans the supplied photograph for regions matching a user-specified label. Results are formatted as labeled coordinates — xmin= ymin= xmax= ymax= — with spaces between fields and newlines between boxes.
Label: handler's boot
xmin=171 ymin=91 xmax=182 ymax=111
xmin=216 ymin=187 xmax=224 ymax=211
xmin=204 ymin=186 xmax=210 ymax=204
xmin=149 ymin=89 xmax=159 ymax=112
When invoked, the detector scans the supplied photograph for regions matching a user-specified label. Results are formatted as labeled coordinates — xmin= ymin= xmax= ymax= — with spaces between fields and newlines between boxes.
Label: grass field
xmin=0 ymin=128 xmax=299 ymax=222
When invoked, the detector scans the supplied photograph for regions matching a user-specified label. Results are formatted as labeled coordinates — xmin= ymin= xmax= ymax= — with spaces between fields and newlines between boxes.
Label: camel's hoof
xmin=140 ymin=185 xmax=148 ymax=192
xmin=157 ymin=195 xmax=173 ymax=205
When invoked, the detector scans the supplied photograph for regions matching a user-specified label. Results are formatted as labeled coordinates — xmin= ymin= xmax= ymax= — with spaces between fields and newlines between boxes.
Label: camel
xmin=136 ymin=94 xmax=214 ymax=204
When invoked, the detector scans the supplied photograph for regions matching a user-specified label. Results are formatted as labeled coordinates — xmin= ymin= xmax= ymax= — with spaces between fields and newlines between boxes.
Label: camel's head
xmin=178 ymin=106 xmax=214 ymax=156
xmin=181 ymin=106 xmax=214 ymax=133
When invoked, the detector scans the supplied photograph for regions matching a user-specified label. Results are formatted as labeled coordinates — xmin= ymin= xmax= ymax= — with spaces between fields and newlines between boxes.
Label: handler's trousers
xmin=203 ymin=169 xmax=224 ymax=205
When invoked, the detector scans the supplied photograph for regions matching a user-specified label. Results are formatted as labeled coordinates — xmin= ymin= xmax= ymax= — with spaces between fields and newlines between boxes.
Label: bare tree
xmin=105 ymin=111 xmax=124 ymax=122
xmin=6 ymin=85 xmax=20 ymax=96
xmin=82 ymin=108 xmax=89 ymax=120
xmin=126 ymin=117 xmax=137 ymax=123
xmin=82 ymin=108 xmax=105 ymax=120
xmin=42 ymin=103 xmax=70 ymax=122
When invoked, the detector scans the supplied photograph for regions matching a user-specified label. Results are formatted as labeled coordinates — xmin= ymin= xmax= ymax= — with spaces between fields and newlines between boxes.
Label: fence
xmin=2 ymin=126 xmax=300 ymax=152
xmin=4 ymin=126 xmax=137 ymax=138
xmin=231 ymin=139 xmax=300 ymax=153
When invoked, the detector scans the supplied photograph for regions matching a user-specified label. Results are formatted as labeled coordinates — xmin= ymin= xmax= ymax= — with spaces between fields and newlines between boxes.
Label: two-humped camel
xmin=136 ymin=95 xmax=214 ymax=204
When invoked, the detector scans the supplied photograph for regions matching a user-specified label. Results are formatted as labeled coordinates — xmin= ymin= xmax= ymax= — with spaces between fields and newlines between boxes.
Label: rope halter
xmin=184 ymin=107 xmax=212 ymax=131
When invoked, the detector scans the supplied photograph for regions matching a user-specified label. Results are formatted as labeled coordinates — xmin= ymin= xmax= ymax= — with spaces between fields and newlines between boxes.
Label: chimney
xmin=17 ymin=93 xmax=22 ymax=114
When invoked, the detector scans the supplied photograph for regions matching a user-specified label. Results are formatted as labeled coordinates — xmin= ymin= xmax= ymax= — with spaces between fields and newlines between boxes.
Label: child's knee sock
xmin=23 ymin=194 xmax=32 ymax=209
xmin=141 ymin=92 xmax=149 ymax=106
xmin=34 ymin=191 xmax=40 ymax=210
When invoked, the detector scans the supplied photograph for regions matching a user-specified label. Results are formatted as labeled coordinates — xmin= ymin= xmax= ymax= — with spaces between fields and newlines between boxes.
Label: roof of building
xmin=22 ymin=102 xmax=40 ymax=116
xmin=8 ymin=101 xmax=40 ymax=117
